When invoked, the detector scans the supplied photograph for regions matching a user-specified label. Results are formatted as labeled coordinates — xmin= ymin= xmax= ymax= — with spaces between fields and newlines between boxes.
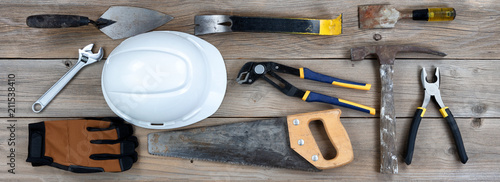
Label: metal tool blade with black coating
xmin=148 ymin=117 xmax=320 ymax=171
xmin=194 ymin=15 xmax=342 ymax=35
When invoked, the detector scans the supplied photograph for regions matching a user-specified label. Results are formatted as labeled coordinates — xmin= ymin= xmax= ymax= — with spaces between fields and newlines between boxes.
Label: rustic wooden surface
xmin=0 ymin=0 xmax=499 ymax=181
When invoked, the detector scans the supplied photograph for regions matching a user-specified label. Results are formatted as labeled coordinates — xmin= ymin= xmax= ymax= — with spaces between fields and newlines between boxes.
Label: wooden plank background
xmin=0 ymin=0 xmax=499 ymax=181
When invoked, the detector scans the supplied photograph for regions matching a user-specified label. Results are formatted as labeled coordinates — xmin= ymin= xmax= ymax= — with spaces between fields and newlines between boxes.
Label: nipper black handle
xmin=441 ymin=107 xmax=468 ymax=164
xmin=404 ymin=107 xmax=425 ymax=165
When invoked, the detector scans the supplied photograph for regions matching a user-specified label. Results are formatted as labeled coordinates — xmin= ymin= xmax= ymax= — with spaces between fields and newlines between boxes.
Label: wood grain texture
xmin=287 ymin=109 xmax=353 ymax=169
xmin=0 ymin=59 xmax=497 ymax=118
xmin=0 ymin=117 xmax=497 ymax=180
xmin=0 ymin=0 xmax=498 ymax=59
xmin=0 ymin=0 xmax=498 ymax=181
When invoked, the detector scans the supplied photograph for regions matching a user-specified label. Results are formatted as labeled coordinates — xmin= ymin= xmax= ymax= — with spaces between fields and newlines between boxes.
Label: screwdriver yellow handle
xmin=428 ymin=8 xmax=456 ymax=21
xmin=412 ymin=8 xmax=456 ymax=21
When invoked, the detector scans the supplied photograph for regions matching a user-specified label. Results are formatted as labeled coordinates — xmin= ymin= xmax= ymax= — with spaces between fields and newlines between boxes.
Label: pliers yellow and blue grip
xmin=299 ymin=68 xmax=371 ymax=90
xmin=236 ymin=62 xmax=374 ymax=115
xmin=404 ymin=106 xmax=468 ymax=164
xmin=302 ymin=91 xmax=376 ymax=115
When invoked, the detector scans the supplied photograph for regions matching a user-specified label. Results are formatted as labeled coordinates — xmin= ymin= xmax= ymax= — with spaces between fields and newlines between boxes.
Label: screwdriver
xmin=358 ymin=5 xmax=456 ymax=29
xmin=406 ymin=8 xmax=456 ymax=21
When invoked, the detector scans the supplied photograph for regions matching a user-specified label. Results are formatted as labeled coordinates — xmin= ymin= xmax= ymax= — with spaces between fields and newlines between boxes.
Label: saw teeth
xmin=147 ymin=118 xmax=322 ymax=172
xmin=149 ymin=153 xmax=321 ymax=172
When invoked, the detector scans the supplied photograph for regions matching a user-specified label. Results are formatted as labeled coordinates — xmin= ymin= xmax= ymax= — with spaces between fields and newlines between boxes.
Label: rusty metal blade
xmin=99 ymin=6 xmax=173 ymax=39
xmin=359 ymin=5 xmax=400 ymax=29
xmin=148 ymin=118 xmax=320 ymax=171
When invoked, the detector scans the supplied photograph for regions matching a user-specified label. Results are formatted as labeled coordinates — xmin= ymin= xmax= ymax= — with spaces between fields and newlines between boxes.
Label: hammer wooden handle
xmin=379 ymin=64 xmax=398 ymax=174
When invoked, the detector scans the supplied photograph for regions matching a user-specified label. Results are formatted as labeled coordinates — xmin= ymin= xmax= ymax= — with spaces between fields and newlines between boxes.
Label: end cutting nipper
xmin=404 ymin=67 xmax=468 ymax=165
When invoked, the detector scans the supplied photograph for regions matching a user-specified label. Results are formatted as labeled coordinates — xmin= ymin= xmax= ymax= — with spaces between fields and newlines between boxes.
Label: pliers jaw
xmin=236 ymin=62 xmax=266 ymax=84
xmin=236 ymin=62 xmax=300 ymax=84
xmin=236 ymin=62 xmax=304 ymax=97
xmin=421 ymin=67 xmax=445 ymax=108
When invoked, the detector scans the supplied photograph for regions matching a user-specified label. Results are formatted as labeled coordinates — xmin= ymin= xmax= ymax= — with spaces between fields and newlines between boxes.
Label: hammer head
xmin=350 ymin=45 xmax=447 ymax=65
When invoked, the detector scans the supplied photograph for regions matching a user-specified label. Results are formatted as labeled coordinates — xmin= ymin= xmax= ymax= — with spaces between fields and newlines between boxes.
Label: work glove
xmin=26 ymin=119 xmax=138 ymax=173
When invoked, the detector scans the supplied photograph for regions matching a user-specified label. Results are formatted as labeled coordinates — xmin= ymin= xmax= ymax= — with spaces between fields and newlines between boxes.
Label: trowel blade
xmin=98 ymin=6 xmax=173 ymax=39
xmin=358 ymin=5 xmax=400 ymax=29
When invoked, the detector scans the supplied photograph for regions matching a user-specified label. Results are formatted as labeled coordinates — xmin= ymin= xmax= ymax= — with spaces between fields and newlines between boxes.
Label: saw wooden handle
xmin=287 ymin=109 xmax=353 ymax=169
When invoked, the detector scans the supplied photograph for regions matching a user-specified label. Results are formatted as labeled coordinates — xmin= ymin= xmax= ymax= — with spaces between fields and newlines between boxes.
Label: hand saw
xmin=148 ymin=109 xmax=353 ymax=171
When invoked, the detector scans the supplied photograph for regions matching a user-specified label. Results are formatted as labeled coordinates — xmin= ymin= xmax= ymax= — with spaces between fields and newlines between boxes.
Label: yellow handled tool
xmin=195 ymin=14 xmax=342 ymax=35
xmin=413 ymin=8 xmax=456 ymax=21
xmin=236 ymin=62 xmax=375 ymax=115
xmin=358 ymin=5 xmax=456 ymax=29
xmin=404 ymin=68 xmax=467 ymax=165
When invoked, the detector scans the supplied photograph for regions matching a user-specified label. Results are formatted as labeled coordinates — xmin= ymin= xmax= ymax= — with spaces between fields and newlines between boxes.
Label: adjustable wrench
xmin=32 ymin=44 xmax=103 ymax=113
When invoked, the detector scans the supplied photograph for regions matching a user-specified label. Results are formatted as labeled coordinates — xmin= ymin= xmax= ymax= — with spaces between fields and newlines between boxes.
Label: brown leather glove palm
xmin=26 ymin=119 xmax=138 ymax=173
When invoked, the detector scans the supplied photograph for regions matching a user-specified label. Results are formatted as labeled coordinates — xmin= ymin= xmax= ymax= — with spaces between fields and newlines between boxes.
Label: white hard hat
xmin=101 ymin=31 xmax=226 ymax=129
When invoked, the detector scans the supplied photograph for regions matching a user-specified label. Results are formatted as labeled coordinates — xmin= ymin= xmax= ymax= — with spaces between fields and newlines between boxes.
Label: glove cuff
xmin=26 ymin=122 xmax=52 ymax=166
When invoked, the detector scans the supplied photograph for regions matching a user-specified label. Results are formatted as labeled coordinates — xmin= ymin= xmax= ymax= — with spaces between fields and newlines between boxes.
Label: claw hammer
xmin=350 ymin=45 xmax=446 ymax=174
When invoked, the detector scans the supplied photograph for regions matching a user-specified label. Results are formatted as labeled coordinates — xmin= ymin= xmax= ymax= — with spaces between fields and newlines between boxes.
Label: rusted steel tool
xmin=148 ymin=109 xmax=353 ymax=171
xmin=358 ymin=4 xmax=456 ymax=29
xmin=195 ymin=14 xmax=342 ymax=35
xmin=350 ymin=45 xmax=446 ymax=174
xmin=405 ymin=67 xmax=468 ymax=165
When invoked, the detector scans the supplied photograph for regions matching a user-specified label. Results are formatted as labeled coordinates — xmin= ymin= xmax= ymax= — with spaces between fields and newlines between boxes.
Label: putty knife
xmin=358 ymin=5 xmax=456 ymax=29
xmin=26 ymin=6 xmax=173 ymax=39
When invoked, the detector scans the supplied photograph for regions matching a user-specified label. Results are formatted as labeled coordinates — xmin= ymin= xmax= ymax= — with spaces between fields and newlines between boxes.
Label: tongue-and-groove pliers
xmin=236 ymin=62 xmax=375 ymax=115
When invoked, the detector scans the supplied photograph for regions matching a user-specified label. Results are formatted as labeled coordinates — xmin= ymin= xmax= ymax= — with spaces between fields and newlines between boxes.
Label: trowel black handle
xmin=27 ymin=15 xmax=91 ymax=28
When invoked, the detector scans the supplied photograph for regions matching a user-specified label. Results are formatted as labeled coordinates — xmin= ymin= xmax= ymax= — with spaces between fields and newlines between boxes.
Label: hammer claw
xmin=351 ymin=45 xmax=446 ymax=65
xmin=396 ymin=45 xmax=447 ymax=57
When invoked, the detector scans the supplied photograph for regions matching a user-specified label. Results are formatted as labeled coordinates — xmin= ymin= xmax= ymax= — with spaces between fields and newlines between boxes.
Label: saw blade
xmin=148 ymin=118 xmax=320 ymax=171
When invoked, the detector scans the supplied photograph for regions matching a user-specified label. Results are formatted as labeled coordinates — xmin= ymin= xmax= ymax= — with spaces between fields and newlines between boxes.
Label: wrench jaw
xmin=88 ymin=47 xmax=104 ymax=63
xmin=78 ymin=44 xmax=104 ymax=64
xmin=81 ymin=43 xmax=95 ymax=52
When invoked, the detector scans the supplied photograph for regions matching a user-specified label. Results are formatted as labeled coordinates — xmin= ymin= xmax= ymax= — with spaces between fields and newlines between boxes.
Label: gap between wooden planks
xmin=0 ymin=117 xmax=497 ymax=180
xmin=0 ymin=0 xmax=498 ymax=59
xmin=0 ymin=59 xmax=497 ymax=118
